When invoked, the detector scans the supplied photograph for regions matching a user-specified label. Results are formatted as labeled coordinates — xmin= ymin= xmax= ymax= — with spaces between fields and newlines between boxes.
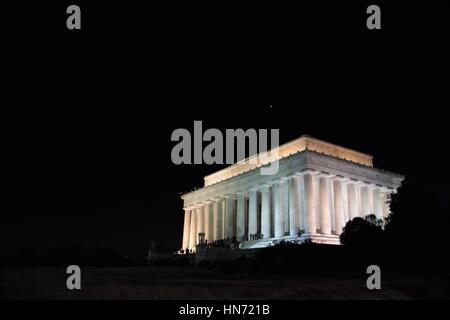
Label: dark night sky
xmin=5 ymin=1 xmax=449 ymax=257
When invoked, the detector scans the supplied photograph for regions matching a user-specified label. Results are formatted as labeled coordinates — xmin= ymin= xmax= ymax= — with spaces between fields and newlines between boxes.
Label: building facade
xmin=180 ymin=135 xmax=403 ymax=250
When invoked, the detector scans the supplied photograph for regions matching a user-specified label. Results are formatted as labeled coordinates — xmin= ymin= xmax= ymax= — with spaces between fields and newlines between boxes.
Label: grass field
xmin=0 ymin=267 xmax=446 ymax=300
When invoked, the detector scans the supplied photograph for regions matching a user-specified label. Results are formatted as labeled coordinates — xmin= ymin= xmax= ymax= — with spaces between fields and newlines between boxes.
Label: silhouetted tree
xmin=384 ymin=182 xmax=448 ymax=271
xmin=340 ymin=216 xmax=384 ymax=249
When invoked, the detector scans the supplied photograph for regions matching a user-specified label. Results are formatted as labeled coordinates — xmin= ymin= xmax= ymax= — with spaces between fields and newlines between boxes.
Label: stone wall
xmin=203 ymin=135 xmax=373 ymax=187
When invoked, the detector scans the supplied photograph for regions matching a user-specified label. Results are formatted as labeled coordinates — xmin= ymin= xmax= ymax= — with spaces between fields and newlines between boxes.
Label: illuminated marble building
xmin=180 ymin=135 xmax=403 ymax=250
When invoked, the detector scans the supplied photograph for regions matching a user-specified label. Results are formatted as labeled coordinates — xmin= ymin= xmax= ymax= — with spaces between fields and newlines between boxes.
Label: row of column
xmin=182 ymin=171 xmax=392 ymax=250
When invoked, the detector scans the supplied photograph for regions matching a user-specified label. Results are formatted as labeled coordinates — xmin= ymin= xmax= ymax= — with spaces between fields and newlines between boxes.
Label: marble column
xmin=333 ymin=178 xmax=345 ymax=234
xmin=189 ymin=207 xmax=197 ymax=249
xmin=213 ymin=198 xmax=223 ymax=241
xmin=273 ymin=180 xmax=284 ymax=238
xmin=367 ymin=184 xmax=376 ymax=216
xmin=373 ymin=187 xmax=383 ymax=221
xmin=197 ymin=205 xmax=205 ymax=235
xmin=294 ymin=174 xmax=306 ymax=232
xmin=360 ymin=184 xmax=370 ymax=217
xmin=328 ymin=176 xmax=336 ymax=232
xmin=260 ymin=184 xmax=271 ymax=239
xmin=280 ymin=178 xmax=289 ymax=235
xmin=182 ymin=209 xmax=191 ymax=250
xmin=221 ymin=199 xmax=226 ymax=240
xmin=248 ymin=189 xmax=258 ymax=238
xmin=302 ymin=172 xmax=317 ymax=234
xmin=347 ymin=181 xmax=358 ymax=220
xmin=225 ymin=194 xmax=234 ymax=240
xmin=341 ymin=178 xmax=350 ymax=225
xmin=319 ymin=175 xmax=332 ymax=235
xmin=207 ymin=201 xmax=215 ymax=241
xmin=289 ymin=176 xmax=300 ymax=236
xmin=294 ymin=174 xmax=305 ymax=232
xmin=236 ymin=193 xmax=246 ymax=241
xmin=355 ymin=182 xmax=363 ymax=217
xmin=204 ymin=202 xmax=211 ymax=242
xmin=313 ymin=174 xmax=321 ymax=231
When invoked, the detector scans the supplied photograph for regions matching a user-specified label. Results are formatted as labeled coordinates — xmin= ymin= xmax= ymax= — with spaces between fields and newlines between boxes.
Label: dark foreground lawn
xmin=0 ymin=267 xmax=446 ymax=300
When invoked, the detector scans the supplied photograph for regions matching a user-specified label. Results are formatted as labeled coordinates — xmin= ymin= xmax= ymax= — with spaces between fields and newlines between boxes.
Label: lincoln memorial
xmin=181 ymin=135 xmax=404 ymax=251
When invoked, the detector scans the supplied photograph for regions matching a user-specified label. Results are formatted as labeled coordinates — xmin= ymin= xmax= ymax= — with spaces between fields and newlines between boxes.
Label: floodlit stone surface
xmin=204 ymin=135 xmax=374 ymax=187
xmin=181 ymin=136 xmax=404 ymax=250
